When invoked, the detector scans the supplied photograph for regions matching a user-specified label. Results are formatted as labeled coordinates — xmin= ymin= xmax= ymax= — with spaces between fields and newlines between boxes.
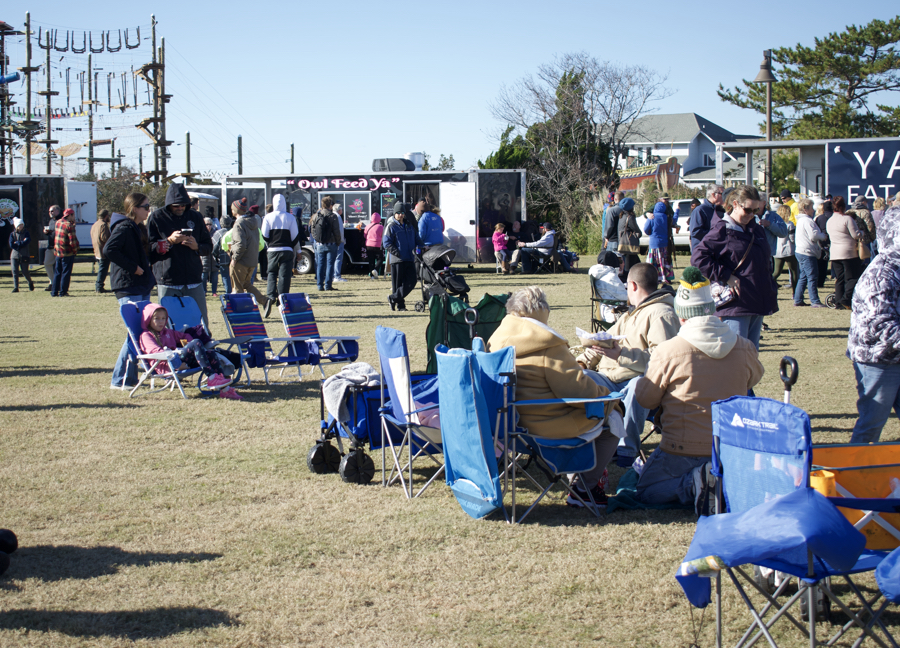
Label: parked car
xmin=637 ymin=198 xmax=694 ymax=249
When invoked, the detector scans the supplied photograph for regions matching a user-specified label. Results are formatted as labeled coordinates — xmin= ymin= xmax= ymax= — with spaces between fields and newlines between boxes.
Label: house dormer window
xmin=702 ymin=153 xmax=716 ymax=167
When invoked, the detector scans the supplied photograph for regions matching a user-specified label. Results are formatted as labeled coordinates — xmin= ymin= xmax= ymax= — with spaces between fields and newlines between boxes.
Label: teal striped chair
xmin=278 ymin=293 xmax=360 ymax=379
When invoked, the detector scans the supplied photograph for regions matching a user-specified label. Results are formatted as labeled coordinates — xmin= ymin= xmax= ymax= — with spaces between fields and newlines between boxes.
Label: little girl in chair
xmin=139 ymin=303 xmax=243 ymax=400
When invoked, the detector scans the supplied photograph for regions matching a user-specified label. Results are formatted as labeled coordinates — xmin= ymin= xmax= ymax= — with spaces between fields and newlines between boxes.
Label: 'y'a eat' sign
xmin=827 ymin=139 xmax=900 ymax=206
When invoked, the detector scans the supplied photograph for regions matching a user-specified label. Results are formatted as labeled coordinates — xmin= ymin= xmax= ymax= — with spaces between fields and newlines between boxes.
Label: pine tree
xmin=718 ymin=17 xmax=900 ymax=139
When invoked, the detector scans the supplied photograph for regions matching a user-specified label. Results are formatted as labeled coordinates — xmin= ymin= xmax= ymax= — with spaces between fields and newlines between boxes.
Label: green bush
xmin=568 ymin=220 xmax=604 ymax=257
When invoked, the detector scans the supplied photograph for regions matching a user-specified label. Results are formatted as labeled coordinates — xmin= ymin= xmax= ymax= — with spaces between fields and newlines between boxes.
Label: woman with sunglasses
xmin=104 ymin=192 xmax=157 ymax=389
xmin=691 ymin=184 xmax=778 ymax=350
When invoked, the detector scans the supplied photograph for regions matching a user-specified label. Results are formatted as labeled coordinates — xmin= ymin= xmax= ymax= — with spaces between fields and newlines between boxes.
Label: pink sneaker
xmin=207 ymin=373 xmax=231 ymax=388
xmin=219 ymin=387 xmax=243 ymax=400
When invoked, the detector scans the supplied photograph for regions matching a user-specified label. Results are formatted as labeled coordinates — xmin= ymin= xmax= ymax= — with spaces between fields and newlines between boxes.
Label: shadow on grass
xmin=0 ymin=606 xmax=237 ymax=639
xmin=0 ymin=403 xmax=141 ymax=412
xmin=776 ymin=327 xmax=849 ymax=334
xmin=0 ymin=366 xmax=108 ymax=378
xmin=9 ymin=545 xmax=221 ymax=582
xmin=809 ymin=412 xmax=856 ymax=433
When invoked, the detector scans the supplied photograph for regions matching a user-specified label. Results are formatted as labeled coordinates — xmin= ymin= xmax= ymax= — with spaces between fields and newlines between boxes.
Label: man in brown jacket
xmin=634 ymin=266 xmax=764 ymax=515
xmin=577 ymin=263 xmax=681 ymax=466
xmin=90 ymin=210 xmax=111 ymax=293
xmin=228 ymin=200 xmax=270 ymax=314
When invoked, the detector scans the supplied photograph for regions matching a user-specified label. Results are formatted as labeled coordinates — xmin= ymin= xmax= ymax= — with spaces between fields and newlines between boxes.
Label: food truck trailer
xmin=208 ymin=169 xmax=526 ymax=273
xmin=0 ymin=175 xmax=96 ymax=264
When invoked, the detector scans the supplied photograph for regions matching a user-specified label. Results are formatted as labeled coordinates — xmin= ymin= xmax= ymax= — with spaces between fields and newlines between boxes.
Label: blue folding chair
xmin=120 ymin=301 xmax=205 ymax=399
xmin=507 ymin=385 xmax=621 ymax=523
xmin=676 ymin=395 xmax=897 ymax=648
xmin=375 ymin=326 xmax=442 ymax=499
xmin=161 ymin=295 xmax=248 ymax=387
xmin=278 ymin=293 xmax=360 ymax=379
xmin=435 ymin=338 xmax=515 ymax=520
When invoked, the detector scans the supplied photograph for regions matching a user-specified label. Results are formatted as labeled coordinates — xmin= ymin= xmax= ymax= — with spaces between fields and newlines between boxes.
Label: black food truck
xmin=203 ymin=169 xmax=526 ymax=274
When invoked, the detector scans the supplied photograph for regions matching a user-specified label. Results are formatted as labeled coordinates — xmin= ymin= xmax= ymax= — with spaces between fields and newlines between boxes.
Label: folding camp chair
xmin=219 ymin=293 xmax=317 ymax=386
xmin=533 ymin=238 xmax=560 ymax=274
xmin=679 ymin=395 xmax=897 ymax=648
xmin=375 ymin=326 xmax=443 ymax=499
xmin=435 ymin=338 xmax=515 ymax=520
xmin=161 ymin=295 xmax=248 ymax=387
xmin=277 ymin=293 xmax=359 ymax=379
xmin=506 ymin=376 xmax=622 ymax=523
xmin=119 ymin=300 xmax=206 ymax=399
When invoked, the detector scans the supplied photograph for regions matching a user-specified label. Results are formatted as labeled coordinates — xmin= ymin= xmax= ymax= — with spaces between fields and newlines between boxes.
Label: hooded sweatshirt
xmin=635 ymin=315 xmax=764 ymax=457
xmin=138 ymin=303 xmax=192 ymax=374
xmin=147 ymin=183 xmax=213 ymax=286
xmin=261 ymin=195 xmax=300 ymax=253
xmin=487 ymin=313 xmax=610 ymax=439
xmin=643 ymin=201 xmax=670 ymax=249
xmin=364 ymin=213 xmax=383 ymax=248
xmin=848 ymin=205 xmax=900 ymax=365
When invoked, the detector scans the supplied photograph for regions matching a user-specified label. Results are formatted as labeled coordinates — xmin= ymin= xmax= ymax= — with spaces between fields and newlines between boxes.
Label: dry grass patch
xmin=0 ymin=260 xmax=895 ymax=647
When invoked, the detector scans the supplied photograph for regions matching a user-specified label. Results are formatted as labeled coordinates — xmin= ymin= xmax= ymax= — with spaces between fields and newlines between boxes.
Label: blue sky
xmin=3 ymin=0 xmax=898 ymax=178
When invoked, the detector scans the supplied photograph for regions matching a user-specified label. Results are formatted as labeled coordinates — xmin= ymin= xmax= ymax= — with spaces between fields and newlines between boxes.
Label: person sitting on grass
xmin=634 ymin=266 xmax=763 ymax=516
xmin=139 ymin=303 xmax=243 ymax=400
xmin=487 ymin=286 xmax=620 ymax=508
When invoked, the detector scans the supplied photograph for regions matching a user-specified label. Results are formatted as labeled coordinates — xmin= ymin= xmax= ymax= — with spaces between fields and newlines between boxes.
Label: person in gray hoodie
xmin=228 ymin=199 xmax=269 ymax=313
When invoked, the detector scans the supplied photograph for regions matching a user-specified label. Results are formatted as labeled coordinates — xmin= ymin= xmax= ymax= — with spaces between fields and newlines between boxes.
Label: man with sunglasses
xmin=689 ymin=184 xmax=725 ymax=251
xmin=147 ymin=183 xmax=214 ymax=329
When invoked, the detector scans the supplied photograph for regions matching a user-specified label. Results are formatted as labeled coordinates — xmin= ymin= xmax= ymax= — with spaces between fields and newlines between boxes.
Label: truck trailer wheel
xmin=296 ymin=249 xmax=314 ymax=275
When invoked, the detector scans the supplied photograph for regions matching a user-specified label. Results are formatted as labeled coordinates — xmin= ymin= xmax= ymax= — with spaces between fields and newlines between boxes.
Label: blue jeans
xmin=637 ymin=447 xmax=708 ymax=506
xmin=334 ymin=242 xmax=345 ymax=279
xmin=606 ymin=241 xmax=618 ymax=253
xmin=52 ymin=255 xmax=74 ymax=296
xmin=721 ymin=314 xmax=764 ymax=351
xmin=794 ymin=253 xmax=821 ymax=305
xmin=587 ymin=373 xmax=649 ymax=459
xmin=112 ymin=293 xmax=151 ymax=388
xmin=850 ymin=362 xmax=900 ymax=444
xmin=315 ymin=242 xmax=338 ymax=290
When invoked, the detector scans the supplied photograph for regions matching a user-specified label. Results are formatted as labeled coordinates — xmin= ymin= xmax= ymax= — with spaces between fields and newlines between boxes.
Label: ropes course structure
xmin=0 ymin=13 xmax=171 ymax=182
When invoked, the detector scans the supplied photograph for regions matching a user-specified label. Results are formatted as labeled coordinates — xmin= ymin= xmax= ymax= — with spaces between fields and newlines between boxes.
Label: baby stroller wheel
xmin=825 ymin=293 xmax=837 ymax=309
xmin=307 ymin=441 xmax=341 ymax=474
xmin=339 ymin=450 xmax=375 ymax=484
xmin=414 ymin=301 xmax=426 ymax=313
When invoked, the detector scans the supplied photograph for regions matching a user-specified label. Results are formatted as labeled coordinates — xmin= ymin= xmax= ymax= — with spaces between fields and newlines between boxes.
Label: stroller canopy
xmin=422 ymin=245 xmax=456 ymax=270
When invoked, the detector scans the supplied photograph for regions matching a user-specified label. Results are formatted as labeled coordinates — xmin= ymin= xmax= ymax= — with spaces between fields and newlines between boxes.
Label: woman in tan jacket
xmin=487 ymin=286 xmax=621 ymax=507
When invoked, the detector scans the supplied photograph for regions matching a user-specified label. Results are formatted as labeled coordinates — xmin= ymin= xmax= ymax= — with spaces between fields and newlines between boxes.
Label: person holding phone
xmin=146 ymin=184 xmax=213 ymax=329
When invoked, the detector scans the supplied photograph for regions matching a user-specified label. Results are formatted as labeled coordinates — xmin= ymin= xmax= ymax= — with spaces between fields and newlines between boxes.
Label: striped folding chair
xmin=278 ymin=293 xmax=360 ymax=379
xmin=219 ymin=293 xmax=315 ymax=385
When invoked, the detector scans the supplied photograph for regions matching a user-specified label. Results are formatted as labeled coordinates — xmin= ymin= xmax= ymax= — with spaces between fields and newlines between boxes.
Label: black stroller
xmin=414 ymin=244 xmax=469 ymax=312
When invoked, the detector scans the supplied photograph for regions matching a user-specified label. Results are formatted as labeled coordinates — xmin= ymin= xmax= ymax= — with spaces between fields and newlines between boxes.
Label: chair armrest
xmin=217 ymin=335 xmax=254 ymax=346
xmin=136 ymin=351 xmax=178 ymax=361
xmin=302 ymin=336 xmax=361 ymax=342
xmin=515 ymin=393 xmax=622 ymax=406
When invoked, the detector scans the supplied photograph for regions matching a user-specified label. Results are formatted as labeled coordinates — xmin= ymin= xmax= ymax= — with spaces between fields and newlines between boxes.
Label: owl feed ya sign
xmin=827 ymin=139 xmax=900 ymax=204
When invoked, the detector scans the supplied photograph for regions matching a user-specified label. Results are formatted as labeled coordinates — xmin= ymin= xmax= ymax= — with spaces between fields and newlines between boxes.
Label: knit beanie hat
xmin=675 ymin=266 xmax=716 ymax=319
xmin=231 ymin=199 xmax=248 ymax=216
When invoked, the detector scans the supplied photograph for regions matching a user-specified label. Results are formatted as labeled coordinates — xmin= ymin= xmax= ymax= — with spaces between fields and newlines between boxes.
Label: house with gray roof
xmin=619 ymin=113 xmax=760 ymax=187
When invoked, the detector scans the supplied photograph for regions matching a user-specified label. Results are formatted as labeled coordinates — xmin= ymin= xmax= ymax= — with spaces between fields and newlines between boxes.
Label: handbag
xmin=617 ymin=215 xmax=641 ymax=254
xmin=711 ymin=234 xmax=754 ymax=309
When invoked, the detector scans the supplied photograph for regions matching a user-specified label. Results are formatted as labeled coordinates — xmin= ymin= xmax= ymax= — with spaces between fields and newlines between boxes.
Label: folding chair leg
xmin=726 ymin=569 xmax=780 ymax=648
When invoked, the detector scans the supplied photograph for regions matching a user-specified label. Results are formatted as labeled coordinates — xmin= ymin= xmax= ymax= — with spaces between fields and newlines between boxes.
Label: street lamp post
xmin=753 ymin=50 xmax=777 ymax=196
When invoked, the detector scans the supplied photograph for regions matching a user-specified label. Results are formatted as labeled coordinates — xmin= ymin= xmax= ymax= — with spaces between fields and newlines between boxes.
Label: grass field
xmin=0 ymin=256 xmax=896 ymax=647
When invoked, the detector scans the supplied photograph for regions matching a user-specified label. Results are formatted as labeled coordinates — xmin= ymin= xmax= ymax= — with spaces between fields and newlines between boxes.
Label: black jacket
xmin=147 ymin=184 xmax=213 ymax=286
xmin=104 ymin=215 xmax=156 ymax=295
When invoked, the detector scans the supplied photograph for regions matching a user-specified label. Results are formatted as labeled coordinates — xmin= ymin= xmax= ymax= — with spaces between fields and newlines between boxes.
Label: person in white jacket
xmin=793 ymin=197 xmax=828 ymax=307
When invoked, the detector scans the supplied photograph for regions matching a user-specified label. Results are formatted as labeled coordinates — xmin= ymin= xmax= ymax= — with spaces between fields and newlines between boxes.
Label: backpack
xmin=312 ymin=211 xmax=336 ymax=244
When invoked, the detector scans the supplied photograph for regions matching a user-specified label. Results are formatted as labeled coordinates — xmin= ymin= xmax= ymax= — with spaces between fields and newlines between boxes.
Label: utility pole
xmin=237 ymin=135 xmax=242 ymax=175
xmin=37 ymin=30 xmax=59 ymax=175
xmin=290 ymin=142 xmax=294 ymax=174
xmin=151 ymin=15 xmax=158 ymax=181
xmin=88 ymin=53 xmax=93 ymax=177
xmin=0 ymin=21 xmax=23 ymax=175
xmin=138 ymin=147 xmax=143 ymax=177
xmin=24 ymin=12 xmax=32 ymax=173
xmin=159 ymin=37 xmax=168 ymax=180
xmin=185 ymin=131 xmax=190 ymax=175
xmin=110 ymin=139 xmax=115 ymax=177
